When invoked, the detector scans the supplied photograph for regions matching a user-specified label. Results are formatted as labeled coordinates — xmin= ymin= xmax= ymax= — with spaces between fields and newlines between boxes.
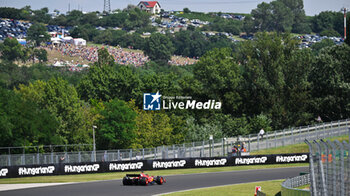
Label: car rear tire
xmin=140 ymin=177 xmax=148 ymax=186
xmin=155 ymin=176 xmax=164 ymax=185
xmin=123 ymin=177 xmax=130 ymax=185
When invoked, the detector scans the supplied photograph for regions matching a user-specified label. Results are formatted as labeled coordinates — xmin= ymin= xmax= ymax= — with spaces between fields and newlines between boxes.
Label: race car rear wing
xmin=126 ymin=174 xmax=141 ymax=177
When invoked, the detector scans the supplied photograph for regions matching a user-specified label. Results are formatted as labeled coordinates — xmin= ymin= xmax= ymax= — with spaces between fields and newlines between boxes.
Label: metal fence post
xmin=343 ymin=141 xmax=350 ymax=195
xmin=327 ymin=140 xmax=337 ymax=196
xmin=248 ymin=134 xmax=251 ymax=152
xmin=192 ymin=142 xmax=195 ymax=157
xmin=314 ymin=141 xmax=328 ymax=196
xmin=222 ymin=138 xmax=225 ymax=156
xmin=305 ymin=139 xmax=317 ymax=196
xmin=154 ymin=148 xmax=157 ymax=159
xmin=322 ymin=123 xmax=325 ymax=139
xmin=202 ymin=141 xmax=204 ymax=157
xmin=50 ymin=145 xmax=53 ymax=164
xmin=331 ymin=122 xmax=333 ymax=136
xmin=345 ymin=119 xmax=348 ymax=127
xmin=172 ymin=145 xmax=175 ymax=158
xmin=183 ymin=143 xmax=186 ymax=158
xmin=274 ymin=131 xmax=277 ymax=148
xmin=257 ymin=134 xmax=260 ymax=151
xmin=291 ymin=128 xmax=294 ymax=144
xmin=266 ymin=132 xmax=268 ymax=149
xmin=189 ymin=144 xmax=192 ymax=158
xmin=320 ymin=139 xmax=329 ymax=187
xmin=335 ymin=140 xmax=345 ymax=196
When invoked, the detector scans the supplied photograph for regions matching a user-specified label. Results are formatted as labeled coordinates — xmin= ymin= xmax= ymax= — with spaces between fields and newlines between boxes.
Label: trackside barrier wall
xmin=0 ymin=119 xmax=348 ymax=167
xmin=0 ymin=153 xmax=308 ymax=178
xmin=281 ymin=174 xmax=310 ymax=196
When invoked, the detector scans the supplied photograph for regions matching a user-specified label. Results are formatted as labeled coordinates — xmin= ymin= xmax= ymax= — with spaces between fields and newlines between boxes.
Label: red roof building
xmin=137 ymin=1 xmax=161 ymax=14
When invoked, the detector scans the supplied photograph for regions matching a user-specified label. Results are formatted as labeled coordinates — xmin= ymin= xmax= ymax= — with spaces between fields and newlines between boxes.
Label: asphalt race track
xmin=1 ymin=167 xmax=308 ymax=196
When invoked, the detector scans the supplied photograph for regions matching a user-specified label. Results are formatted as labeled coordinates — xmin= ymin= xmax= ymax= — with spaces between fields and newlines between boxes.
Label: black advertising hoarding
xmin=0 ymin=153 xmax=308 ymax=178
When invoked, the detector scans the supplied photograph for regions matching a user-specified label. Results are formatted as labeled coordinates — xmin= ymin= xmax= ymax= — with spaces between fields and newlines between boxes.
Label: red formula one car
xmin=122 ymin=173 xmax=166 ymax=186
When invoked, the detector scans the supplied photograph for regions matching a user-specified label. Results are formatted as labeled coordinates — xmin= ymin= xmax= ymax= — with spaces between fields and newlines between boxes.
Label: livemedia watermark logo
xmin=143 ymin=92 xmax=221 ymax=110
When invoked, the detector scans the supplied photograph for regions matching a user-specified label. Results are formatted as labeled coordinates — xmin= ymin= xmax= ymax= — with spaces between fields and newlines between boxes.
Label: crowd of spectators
xmin=44 ymin=43 xmax=198 ymax=67
xmin=45 ymin=43 xmax=150 ymax=67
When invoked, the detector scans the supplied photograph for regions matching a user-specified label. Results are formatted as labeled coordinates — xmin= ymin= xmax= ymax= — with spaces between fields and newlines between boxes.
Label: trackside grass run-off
xmin=161 ymin=179 xmax=285 ymax=196
xmin=0 ymin=163 xmax=307 ymax=184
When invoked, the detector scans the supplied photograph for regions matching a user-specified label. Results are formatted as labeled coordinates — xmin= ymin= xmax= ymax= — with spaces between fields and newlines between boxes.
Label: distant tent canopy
xmin=73 ymin=38 xmax=86 ymax=46
xmin=51 ymin=37 xmax=61 ymax=44
xmin=17 ymin=39 xmax=26 ymax=45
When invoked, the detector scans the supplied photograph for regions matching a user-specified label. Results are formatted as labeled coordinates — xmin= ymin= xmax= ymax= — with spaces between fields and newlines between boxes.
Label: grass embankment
xmin=0 ymin=163 xmax=307 ymax=184
xmin=164 ymin=180 xmax=284 ymax=196
xmin=250 ymin=135 xmax=349 ymax=155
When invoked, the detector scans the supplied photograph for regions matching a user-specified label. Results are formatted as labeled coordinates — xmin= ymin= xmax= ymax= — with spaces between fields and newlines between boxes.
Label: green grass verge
xmin=163 ymin=179 xmax=284 ymax=196
xmin=250 ymin=135 xmax=349 ymax=155
xmin=0 ymin=163 xmax=307 ymax=184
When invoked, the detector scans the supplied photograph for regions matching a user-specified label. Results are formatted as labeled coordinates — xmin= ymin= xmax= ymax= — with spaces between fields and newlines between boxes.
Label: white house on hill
xmin=137 ymin=1 xmax=161 ymax=14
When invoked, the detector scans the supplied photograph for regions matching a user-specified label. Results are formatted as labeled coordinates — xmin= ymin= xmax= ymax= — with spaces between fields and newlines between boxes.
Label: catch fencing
xmin=0 ymin=119 xmax=349 ymax=167
xmin=306 ymin=138 xmax=350 ymax=196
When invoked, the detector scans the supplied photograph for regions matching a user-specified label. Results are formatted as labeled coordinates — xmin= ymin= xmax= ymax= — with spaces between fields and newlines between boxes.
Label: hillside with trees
xmin=0 ymin=0 xmax=349 ymax=151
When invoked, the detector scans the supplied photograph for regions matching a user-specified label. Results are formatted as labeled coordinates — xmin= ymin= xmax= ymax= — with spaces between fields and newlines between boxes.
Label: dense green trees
xmin=311 ymin=11 xmax=344 ymax=36
xmin=1 ymin=3 xmax=350 ymax=151
xmin=310 ymin=44 xmax=350 ymax=120
xmin=0 ymin=38 xmax=25 ymax=62
xmin=97 ymin=99 xmax=136 ymax=149
xmin=78 ymin=62 xmax=142 ymax=102
xmin=70 ymin=24 xmax=99 ymax=42
xmin=16 ymin=78 xmax=92 ymax=144
xmin=238 ymin=32 xmax=313 ymax=128
xmin=144 ymin=33 xmax=175 ymax=62
xmin=0 ymin=87 xmax=60 ymax=147
xmin=128 ymin=100 xmax=177 ymax=148
xmin=194 ymin=48 xmax=241 ymax=114
xmin=171 ymin=30 xmax=236 ymax=58
xmin=208 ymin=19 xmax=242 ymax=35
xmin=250 ymin=0 xmax=311 ymax=33
xmin=27 ymin=23 xmax=50 ymax=46
xmin=0 ymin=31 xmax=349 ymax=150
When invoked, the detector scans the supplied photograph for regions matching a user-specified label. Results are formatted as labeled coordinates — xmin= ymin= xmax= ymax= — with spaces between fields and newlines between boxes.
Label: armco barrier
xmin=281 ymin=174 xmax=310 ymax=196
xmin=0 ymin=153 xmax=308 ymax=178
